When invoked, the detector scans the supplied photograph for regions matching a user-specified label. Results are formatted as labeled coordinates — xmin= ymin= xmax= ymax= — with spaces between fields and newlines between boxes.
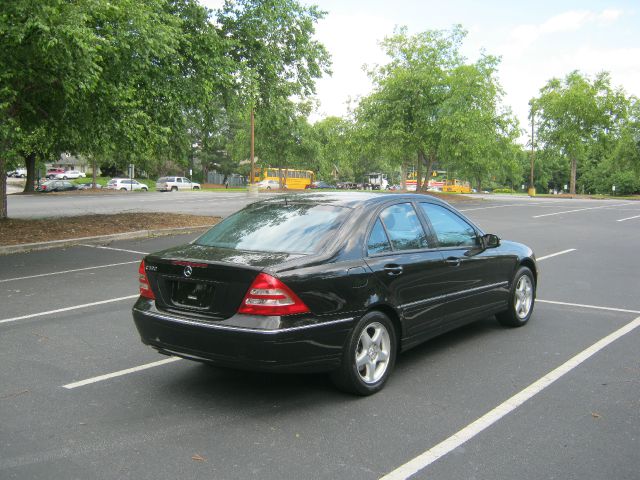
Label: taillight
xmin=238 ymin=273 xmax=309 ymax=316
xmin=138 ymin=260 xmax=155 ymax=299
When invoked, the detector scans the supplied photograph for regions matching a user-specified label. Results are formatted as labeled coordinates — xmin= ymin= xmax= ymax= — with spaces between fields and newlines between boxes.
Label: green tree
xmin=217 ymin=0 xmax=331 ymax=181
xmin=1 ymin=0 xmax=103 ymax=212
xmin=532 ymin=71 xmax=625 ymax=194
xmin=1 ymin=0 xmax=235 ymax=217
xmin=359 ymin=26 xmax=515 ymax=192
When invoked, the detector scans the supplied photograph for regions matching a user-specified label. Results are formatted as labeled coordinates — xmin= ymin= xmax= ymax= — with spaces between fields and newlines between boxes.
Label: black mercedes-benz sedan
xmin=133 ymin=192 xmax=537 ymax=395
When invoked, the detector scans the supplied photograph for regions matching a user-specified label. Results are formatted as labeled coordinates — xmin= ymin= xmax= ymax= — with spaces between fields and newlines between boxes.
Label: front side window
xmin=379 ymin=203 xmax=429 ymax=251
xmin=420 ymin=203 xmax=478 ymax=248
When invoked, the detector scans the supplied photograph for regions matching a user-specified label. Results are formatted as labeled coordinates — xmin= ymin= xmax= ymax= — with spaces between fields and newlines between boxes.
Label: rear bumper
xmin=132 ymin=299 xmax=354 ymax=373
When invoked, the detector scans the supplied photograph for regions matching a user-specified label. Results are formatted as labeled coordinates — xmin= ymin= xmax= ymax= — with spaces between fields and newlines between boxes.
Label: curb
xmin=0 ymin=225 xmax=213 ymax=256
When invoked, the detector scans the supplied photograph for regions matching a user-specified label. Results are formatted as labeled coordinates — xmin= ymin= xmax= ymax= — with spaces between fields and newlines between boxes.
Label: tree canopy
xmin=0 ymin=0 xmax=330 ymax=218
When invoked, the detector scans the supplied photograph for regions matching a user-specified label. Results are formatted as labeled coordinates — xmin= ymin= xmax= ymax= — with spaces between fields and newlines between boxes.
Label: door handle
xmin=383 ymin=264 xmax=403 ymax=276
xmin=445 ymin=257 xmax=461 ymax=267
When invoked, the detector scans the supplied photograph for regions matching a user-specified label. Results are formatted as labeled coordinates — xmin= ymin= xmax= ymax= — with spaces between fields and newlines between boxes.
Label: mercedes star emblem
xmin=184 ymin=265 xmax=193 ymax=277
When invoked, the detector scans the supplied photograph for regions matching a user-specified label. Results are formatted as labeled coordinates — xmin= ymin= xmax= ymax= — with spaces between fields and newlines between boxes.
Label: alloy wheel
xmin=355 ymin=322 xmax=391 ymax=384
xmin=514 ymin=275 xmax=533 ymax=319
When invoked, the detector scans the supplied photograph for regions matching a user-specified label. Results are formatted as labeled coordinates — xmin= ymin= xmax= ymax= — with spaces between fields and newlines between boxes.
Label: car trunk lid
xmin=144 ymin=244 xmax=303 ymax=319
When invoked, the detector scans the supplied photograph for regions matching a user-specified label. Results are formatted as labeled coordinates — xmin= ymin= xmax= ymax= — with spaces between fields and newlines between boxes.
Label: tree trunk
xmin=423 ymin=151 xmax=436 ymax=189
xmin=23 ymin=152 xmax=36 ymax=192
xmin=416 ymin=151 xmax=423 ymax=192
xmin=0 ymin=157 xmax=7 ymax=219
xmin=569 ymin=156 xmax=577 ymax=195
xmin=417 ymin=150 xmax=435 ymax=191
xmin=401 ymin=162 xmax=407 ymax=190
xmin=92 ymin=157 xmax=97 ymax=189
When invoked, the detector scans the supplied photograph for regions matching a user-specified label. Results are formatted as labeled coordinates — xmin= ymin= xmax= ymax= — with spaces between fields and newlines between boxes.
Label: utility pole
xmin=528 ymin=104 xmax=536 ymax=196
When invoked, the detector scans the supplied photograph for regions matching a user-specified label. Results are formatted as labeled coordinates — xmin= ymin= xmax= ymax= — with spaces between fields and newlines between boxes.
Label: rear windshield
xmin=195 ymin=203 xmax=349 ymax=254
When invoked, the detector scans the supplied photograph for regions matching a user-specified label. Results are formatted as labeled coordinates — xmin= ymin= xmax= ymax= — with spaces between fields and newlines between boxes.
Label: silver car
xmin=156 ymin=176 xmax=201 ymax=191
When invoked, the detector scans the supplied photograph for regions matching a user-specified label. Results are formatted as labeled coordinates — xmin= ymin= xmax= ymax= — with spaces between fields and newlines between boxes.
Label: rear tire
xmin=120 ymin=187 xmax=127 ymax=191
xmin=171 ymin=186 xmax=178 ymax=192
xmin=330 ymin=311 xmax=396 ymax=395
xmin=497 ymin=266 xmax=535 ymax=327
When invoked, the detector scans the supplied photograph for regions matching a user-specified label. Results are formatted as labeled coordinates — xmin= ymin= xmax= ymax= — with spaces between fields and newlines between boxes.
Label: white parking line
xmin=380 ymin=314 xmax=640 ymax=480
xmin=62 ymin=357 xmax=182 ymax=389
xmin=532 ymin=203 xmax=629 ymax=218
xmin=0 ymin=261 xmax=139 ymax=283
xmin=458 ymin=203 xmax=536 ymax=212
xmin=80 ymin=244 xmax=148 ymax=255
xmin=537 ymin=299 xmax=640 ymax=314
xmin=536 ymin=249 xmax=576 ymax=261
xmin=617 ymin=214 xmax=640 ymax=222
xmin=0 ymin=295 xmax=139 ymax=325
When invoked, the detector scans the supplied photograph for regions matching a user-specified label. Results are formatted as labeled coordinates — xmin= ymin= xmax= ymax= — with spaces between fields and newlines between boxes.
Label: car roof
xmin=257 ymin=192 xmax=451 ymax=209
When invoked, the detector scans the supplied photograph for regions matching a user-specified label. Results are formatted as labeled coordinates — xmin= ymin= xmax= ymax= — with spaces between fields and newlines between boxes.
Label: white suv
xmin=156 ymin=176 xmax=201 ymax=191
xmin=106 ymin=178 xmax=148 ymax=191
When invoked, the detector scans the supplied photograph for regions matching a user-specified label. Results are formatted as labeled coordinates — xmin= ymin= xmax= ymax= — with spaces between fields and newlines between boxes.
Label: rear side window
xmin=367 ymin=219 xmax=392 ymax=255
xmin=196 ymin=203 xmax=349 ymax=254
xmin=157 ymin=177 xmax=168 ymax=183
xmin=379 ymin=203 xmax=429 ymax=251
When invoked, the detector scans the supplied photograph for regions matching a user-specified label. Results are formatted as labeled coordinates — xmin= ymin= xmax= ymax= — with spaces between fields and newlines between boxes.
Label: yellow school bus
xmin=262 ymin=168 xmax=314 ymax=190
xmin=442 ymin=179 xmax=472 ymax=193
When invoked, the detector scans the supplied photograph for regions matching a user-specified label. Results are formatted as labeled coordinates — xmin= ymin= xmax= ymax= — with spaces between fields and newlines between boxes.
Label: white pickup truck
xmin=365 ymin=173 xmax=389 ymax=190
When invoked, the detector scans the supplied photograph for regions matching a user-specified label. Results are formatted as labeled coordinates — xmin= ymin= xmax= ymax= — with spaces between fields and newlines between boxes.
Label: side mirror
xmin=482 ymin=233 xmax=500 ymax=249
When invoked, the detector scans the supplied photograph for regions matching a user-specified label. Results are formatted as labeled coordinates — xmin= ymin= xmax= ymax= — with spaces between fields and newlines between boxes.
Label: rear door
xmin=364 ymin=202 xmax=449 ymax=340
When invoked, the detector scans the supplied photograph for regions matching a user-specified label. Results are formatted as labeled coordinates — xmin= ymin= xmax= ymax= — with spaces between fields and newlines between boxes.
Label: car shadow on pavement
xmin=395 ymin=315 xmax=504 ymax=370
xmin=150 ymin=315 xmax=507 ymax=407
xmin=159 ymin=363 xmax=340 ymax=408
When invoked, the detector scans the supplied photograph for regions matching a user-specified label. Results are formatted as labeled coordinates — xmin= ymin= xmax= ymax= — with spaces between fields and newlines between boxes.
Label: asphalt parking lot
xmin=1 ymin=196 xmax=639 ymax=479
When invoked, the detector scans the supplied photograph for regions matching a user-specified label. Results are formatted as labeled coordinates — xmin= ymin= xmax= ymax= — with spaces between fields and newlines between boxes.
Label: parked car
xmin=255 ymin=179 xmax=281 ymax=190
xmin=133 ymin=192 xmax=537 ymax=395
xmin=37 ymin=180 xmax=78 ymax=192
xmin=76 ymin=181 xmax=102 ymax=190
xmin=156 ymin=176 xmax=200 ymax=191
xmin=337 ymin=182 xmax=358 ymax=190
xmin=106 ymin=178 xmax=148 ymax=191
xmin=46 ymin=168 xmax=66 ymax=179
xmin=8 ymin=168 xmax=27 ymax=178
xmin=54 ymin=170 xmax=86 ymax=180
xmin=306 ymin=181 xmax=335 ymax=189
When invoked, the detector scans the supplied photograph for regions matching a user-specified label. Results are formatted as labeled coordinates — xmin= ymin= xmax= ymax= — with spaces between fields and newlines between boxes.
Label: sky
xmin=203 ymin=0 xmax=640 ymax=140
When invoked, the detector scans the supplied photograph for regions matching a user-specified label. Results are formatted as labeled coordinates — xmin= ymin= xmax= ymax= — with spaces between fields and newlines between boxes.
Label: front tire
xmin=497 ymin=266 xmax=535 ymax=327
xmin=330 ymin=311 xmax=396 ymax=395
